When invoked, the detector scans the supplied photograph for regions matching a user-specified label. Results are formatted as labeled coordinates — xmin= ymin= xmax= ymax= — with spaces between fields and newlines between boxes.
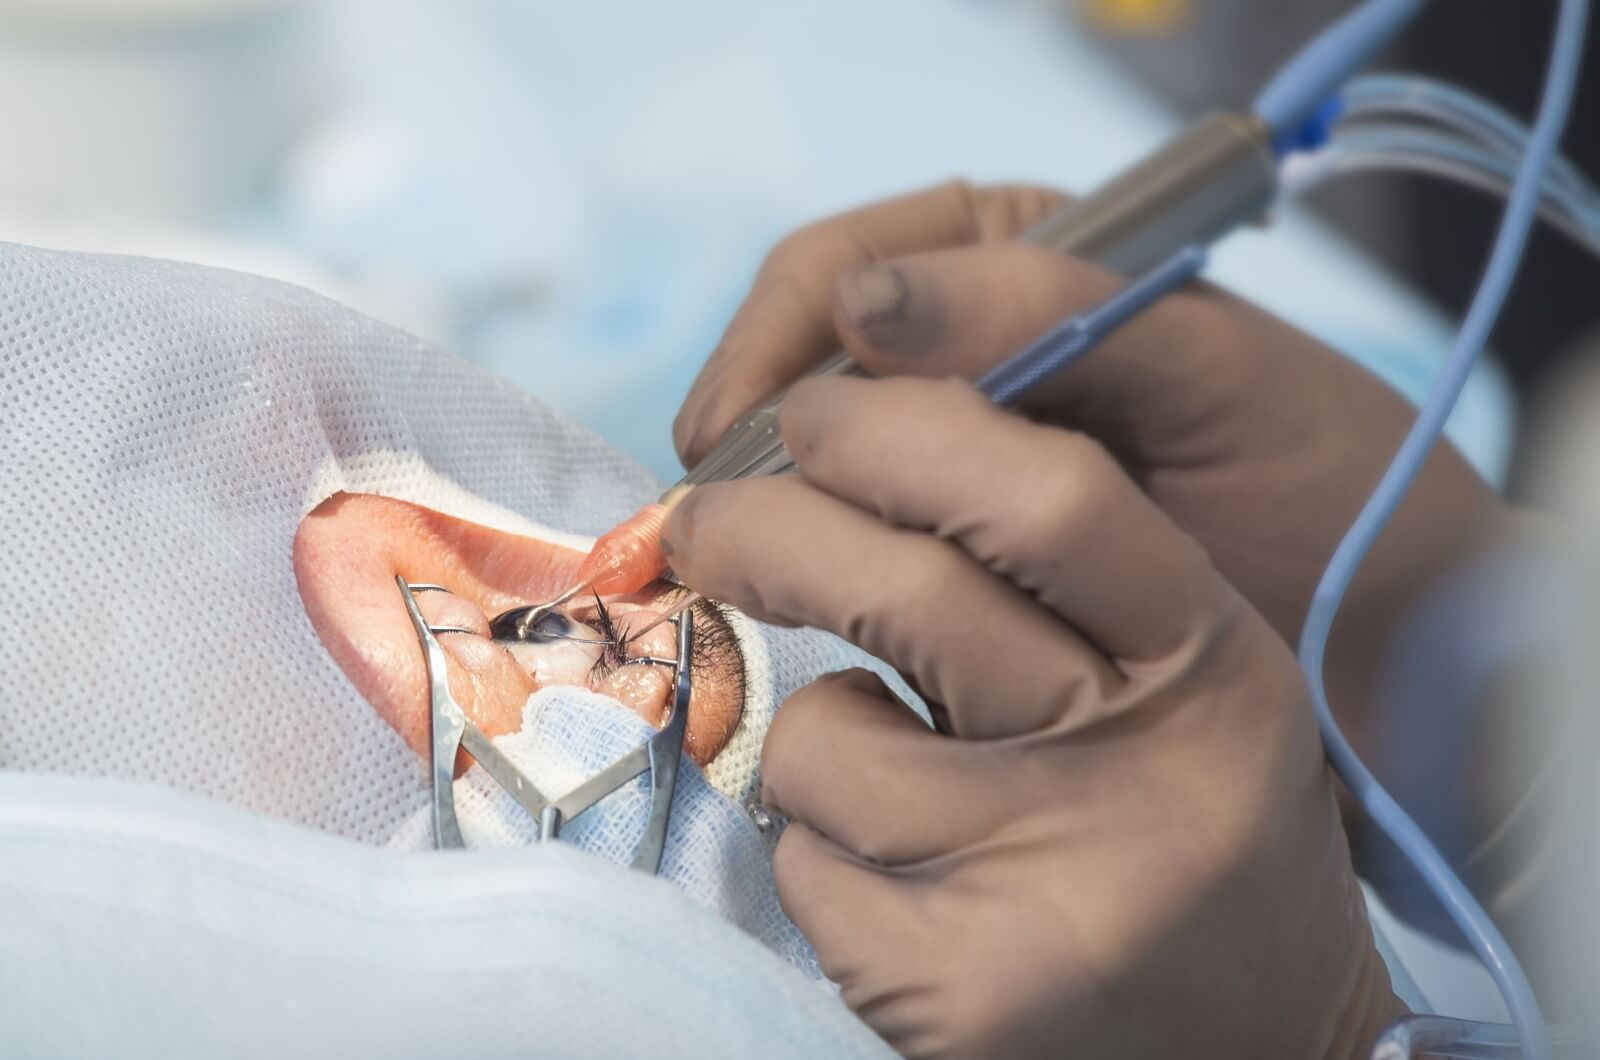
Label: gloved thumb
xmin=830 ymin=243 xmax=1220 ymax=438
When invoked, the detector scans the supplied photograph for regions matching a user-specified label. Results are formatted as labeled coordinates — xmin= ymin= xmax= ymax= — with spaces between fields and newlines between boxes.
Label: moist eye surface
xmin=529 ymin=611 xmax=589 ymax=642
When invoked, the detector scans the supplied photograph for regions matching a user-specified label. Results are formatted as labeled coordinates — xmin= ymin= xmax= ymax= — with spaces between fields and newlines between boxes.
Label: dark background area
xmin=1095 ymin=0 xmax=1600 ymax=494
xmin=1397 ymin=1 xmax=1600 ymax=490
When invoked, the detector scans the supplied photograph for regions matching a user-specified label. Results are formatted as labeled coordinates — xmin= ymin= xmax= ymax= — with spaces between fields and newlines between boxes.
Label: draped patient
xmin=0 ymin=240 xmax=865 ymax=1029
xmin=0 ymin=240 xmax=872 ymax=950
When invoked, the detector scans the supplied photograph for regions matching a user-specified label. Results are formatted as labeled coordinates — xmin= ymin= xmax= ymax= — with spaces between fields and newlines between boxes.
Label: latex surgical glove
xmin=671 ymin=182 xmax=1513 ymax=760
xmin=661 ymin=375 xmax=1405 ymax=1059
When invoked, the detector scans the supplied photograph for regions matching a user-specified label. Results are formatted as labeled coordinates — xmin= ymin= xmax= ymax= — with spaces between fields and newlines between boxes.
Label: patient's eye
xmin=293 ymin=491 xmax=746 ymax=770
xmin=499 ymin=608 xmax=614 ymax=690
xmin=529 ymin=611 xmax=584 ymax=640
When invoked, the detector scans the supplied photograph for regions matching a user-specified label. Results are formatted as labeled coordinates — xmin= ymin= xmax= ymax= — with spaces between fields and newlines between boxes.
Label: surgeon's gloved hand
xmin=661 ymin=376 xmax=1404 ymax=1058
xmin=671 ymin=182 xmax=1511 ymax=759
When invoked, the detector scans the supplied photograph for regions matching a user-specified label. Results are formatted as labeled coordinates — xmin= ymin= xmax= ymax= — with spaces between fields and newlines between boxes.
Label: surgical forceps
xmin=396 ymin=576 xmax=691 ymax=873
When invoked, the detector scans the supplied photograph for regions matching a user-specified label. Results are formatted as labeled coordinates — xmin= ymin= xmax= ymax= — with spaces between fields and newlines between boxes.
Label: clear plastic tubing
xmin=1340 ymin=74 xmax=1595 ymax=207
xmin=1280 ymin=123 xmax=1600 ymax=259
xmin=1371 ymin=1014 xmax=1582 ymax=1060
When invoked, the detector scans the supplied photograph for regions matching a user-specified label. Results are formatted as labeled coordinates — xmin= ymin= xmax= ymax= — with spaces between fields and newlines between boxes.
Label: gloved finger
xmin=674 ymin=182 xmax=1067 ymax=468
xmin=826 ymin=240 xmax=1237 ymax=451
xmin=662 ymin=475 xmax=1121 ymax=739
xmin=780 ymin=374 xmax=1228 ymax=665
xmin=760 ymin=669 xmax=1012 ymax=865
xmin=772 ymin=821 xmax=936 ymax=1018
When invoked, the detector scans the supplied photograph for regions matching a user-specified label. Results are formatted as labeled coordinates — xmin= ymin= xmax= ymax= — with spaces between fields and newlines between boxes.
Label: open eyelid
xmin=560 ymin=585 xmax=745 ymax=707
xmin=577 ymin=595 xmax=646 ymax=682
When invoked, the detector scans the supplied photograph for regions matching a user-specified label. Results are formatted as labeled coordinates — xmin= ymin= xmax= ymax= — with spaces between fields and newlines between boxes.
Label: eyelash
xmin=577 ymin=590 xmax=744 ymax=690
xmin=587 ymin=595 xmax=634 ymax=682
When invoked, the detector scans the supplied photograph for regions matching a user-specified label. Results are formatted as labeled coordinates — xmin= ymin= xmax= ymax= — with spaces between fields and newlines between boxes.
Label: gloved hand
xmin=661 ymin=375 xmax=1405 ymax=1058
xmin=672 ymin=181 xmax=1511 ymax=757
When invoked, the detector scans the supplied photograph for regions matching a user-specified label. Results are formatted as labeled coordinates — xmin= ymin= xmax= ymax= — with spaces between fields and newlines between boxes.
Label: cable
xmin=1340 ymin=75 xmax=1597 ymax=208
xmin=1280 ymin=124 xmax=1600 ymax=259
xmin=1251 ymin=0 xmax=1426 ymax=141
xmin=1371 ymin=1014 xmax=1582 ymax=1060
xmin=976 ymin=245 xmax=1209 ymax=406
xmin=1294 ymin=2 xmax=1589 ymax=1059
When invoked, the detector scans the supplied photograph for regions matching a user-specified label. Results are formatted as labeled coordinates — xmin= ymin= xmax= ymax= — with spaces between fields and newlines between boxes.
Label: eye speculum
xmin=398 ymin=574 xmax=692 ymax=875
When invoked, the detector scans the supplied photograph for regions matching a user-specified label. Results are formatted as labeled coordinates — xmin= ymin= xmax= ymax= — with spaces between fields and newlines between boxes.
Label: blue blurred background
xmin=0 ymin=0 xmax=1522 ymax=482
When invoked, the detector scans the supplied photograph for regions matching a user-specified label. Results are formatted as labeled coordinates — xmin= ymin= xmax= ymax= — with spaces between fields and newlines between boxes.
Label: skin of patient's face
xmin=293 ymin=492 xmax=744 ymax=770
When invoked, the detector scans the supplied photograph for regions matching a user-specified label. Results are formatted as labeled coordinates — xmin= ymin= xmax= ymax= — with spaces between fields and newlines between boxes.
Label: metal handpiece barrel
xmin=671 ymin=350 xmax=860 ymax=492
xmin=663 ymin=111 xmax=1276 ymax=501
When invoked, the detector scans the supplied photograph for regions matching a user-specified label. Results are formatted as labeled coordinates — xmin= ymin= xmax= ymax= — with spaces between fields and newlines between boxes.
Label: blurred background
xmin=1 ymin=0 xmax=1593 ymax=488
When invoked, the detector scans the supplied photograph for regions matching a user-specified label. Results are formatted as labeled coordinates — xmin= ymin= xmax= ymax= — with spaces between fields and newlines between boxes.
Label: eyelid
xmin=568 ymin=591 xmax=734 ymax=687
xmin=654 ymin=582 xmax=694 ymax=605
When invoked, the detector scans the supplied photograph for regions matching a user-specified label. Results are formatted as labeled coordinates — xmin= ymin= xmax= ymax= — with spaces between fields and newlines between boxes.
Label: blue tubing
xmin=1294 ymin=2 xmax=1589 ymax=1058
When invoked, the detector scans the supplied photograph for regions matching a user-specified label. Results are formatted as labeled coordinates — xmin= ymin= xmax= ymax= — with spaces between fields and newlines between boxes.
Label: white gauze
xmin=384 ymin=686 xmax=820 ymax=978
xmin=0 ymin=240 xmax=903 ymax=974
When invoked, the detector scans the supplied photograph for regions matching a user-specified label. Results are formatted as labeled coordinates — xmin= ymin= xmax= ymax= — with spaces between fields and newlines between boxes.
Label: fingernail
xmin=837 ymin=262 xmax=946 ymax=353
xmin=777 ymin=377 xmax=831 ymax=460
xmin=661 ymin=492 xmax=698 ymax=560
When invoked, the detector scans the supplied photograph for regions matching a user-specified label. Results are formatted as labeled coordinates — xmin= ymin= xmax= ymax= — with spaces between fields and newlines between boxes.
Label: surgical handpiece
xmin=580 ymin=111 xmax=1280 ymax=602
xmin=673 ymin=112 xmax=1277 ymax=496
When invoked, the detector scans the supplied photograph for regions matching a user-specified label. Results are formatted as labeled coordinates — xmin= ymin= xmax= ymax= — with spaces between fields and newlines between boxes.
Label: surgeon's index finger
xmin=826 ymin=241 xmax=1233 ymax=453
xmin=661 ymin=475 xmax=1120 ymax=740
xmin=779 ymin=375 xmax=1231 ymax=667
xmin=674 ymin=182 xmax=1067 ymax=467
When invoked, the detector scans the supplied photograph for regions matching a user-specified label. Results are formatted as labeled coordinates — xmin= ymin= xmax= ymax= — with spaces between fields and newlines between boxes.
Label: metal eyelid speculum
xmin=396 ymin=576 xmax=691 ymax=874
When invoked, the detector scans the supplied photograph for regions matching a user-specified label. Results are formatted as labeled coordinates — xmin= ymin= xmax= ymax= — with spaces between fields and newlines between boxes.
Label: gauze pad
xmin=388 ymin=686 xmax=819 ymax=976
xmin=0 ymin=239 xmax=902 ymax=974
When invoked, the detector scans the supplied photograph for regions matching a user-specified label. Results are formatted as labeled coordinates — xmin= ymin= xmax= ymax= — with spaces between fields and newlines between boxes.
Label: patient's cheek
xmin=596 ymin=665 xmax=672 ymax=722
xmin=593 ymin=613 xmax=675 ymax=722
